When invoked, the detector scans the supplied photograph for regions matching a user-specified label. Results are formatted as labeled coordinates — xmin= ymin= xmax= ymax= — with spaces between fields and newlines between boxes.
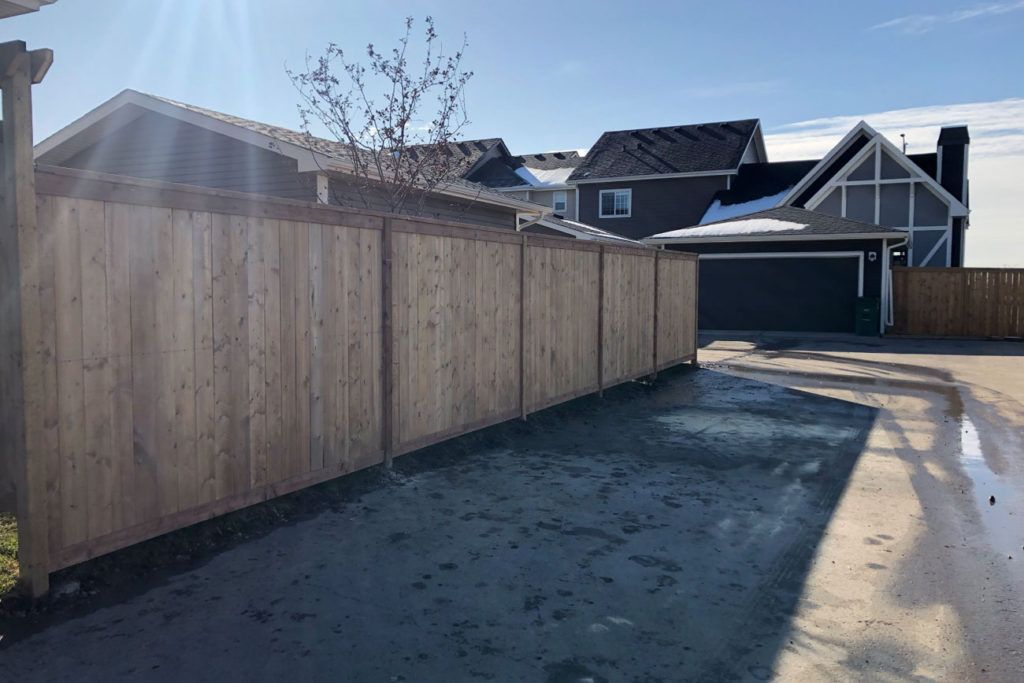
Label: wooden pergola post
xmin=1 ymin=40 xmax=53 ymax=598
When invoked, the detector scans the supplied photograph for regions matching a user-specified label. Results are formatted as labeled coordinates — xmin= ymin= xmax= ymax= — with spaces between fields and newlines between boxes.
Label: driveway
xmin=1 ymin=335 xmax=1022 ymax=681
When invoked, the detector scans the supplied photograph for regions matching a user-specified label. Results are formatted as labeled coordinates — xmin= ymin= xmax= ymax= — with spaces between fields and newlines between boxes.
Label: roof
xmin=514 ymin=150 xmax=583 ymax=170
xmin=907 ymin=152 xmax=937 ymax=179
xmin=405 ymin=137 xmax=505 ymax=176
xmin=35 ymin=89 xmax=546 ymax=214
xmin=701 ymin=159 xmax=819 ymax=223
xmin=532 ymin=216 xmax=645 ymax=245
xmin=467 ymin=157 xmax=527 ymax=189
xmin=0 ymin=0 xmax=55 ymax=19
xmin=569 ymin=119 xmax=761 ymax=182
xmin=645 ymin=206 xmax=906 ymax=244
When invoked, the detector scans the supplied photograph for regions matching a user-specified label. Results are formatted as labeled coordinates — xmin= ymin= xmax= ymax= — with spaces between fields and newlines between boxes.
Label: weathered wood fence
xmin=890 ymin=267 xmax=1024 ymax=338
xmin=4 ymin=165 xmax=698 ymax=593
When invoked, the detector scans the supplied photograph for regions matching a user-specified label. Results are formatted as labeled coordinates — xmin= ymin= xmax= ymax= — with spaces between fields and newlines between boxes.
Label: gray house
xmin=644 ymin=121 xmax=971 ymax=334
xmin=568 ymin=119 xmax=768 ymax=240
xmin=34 ymin=90 xmax=547 ymax=229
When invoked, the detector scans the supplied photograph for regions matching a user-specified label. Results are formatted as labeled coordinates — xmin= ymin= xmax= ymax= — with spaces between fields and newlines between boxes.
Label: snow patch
xmin=514 ymin=165 xmax=574 ymax=188
xmin=651 ymin=218 xmax=808 ymax=240
xmin=699 ymin=190 xmax=790 ymax=224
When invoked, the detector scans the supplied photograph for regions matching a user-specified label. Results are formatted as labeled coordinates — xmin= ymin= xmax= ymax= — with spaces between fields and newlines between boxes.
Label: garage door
xmin=698 ymin=253 xmax=863 ymax=333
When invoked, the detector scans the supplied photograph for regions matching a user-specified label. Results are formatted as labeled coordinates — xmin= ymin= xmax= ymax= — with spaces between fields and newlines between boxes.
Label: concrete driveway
xmin=1 ymin=335 xmax=1022 ymax=681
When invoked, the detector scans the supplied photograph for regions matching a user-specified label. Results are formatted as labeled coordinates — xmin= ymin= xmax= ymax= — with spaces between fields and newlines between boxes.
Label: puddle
xmin=960 ymin=414 xmax=1024 ymax=576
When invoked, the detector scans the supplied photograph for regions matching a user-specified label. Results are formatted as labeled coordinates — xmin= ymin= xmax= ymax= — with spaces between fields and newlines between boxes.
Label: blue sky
xmin=5 ymin=0 xmax=1023 ymax=265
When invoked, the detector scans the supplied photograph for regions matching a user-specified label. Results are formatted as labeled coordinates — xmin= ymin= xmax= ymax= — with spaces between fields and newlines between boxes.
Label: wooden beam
xmin=1 ymin=40 xmax=49 ymax=597
xmin=519 ymin=234 xmax=527 ymax=420
xmin=652 ymin=250 xmax=659 ymax=379
xmin=597 ymin=245 xmax=605 ymax=397
xmin=28 ymin=48 xmax=53 ymax=84
xmin=381 ymin=217 xmax=394 ymax=466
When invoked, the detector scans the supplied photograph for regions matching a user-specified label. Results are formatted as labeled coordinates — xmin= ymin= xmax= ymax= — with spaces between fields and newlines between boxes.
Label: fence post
xmin=652 ymin=250 xmax=659 ymax=379
xmin=381 ymin=216 xmax=394 ymax=466
xmin=1 ymin=41 xmax=53 ymax=598
xmin=597 ymin=245 xmax=605 ymax=397
xmin=519 ymin=234 xmax=528 ymax=420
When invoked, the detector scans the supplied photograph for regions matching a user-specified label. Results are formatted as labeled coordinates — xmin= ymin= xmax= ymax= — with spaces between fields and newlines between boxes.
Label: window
xmin=599 ymin=189 xmax=631 ymax=218
xmin=552 ymin=190 xmax=567 ymax=213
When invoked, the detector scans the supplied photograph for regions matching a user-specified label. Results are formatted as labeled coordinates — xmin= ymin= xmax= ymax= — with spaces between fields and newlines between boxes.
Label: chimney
xmin=937 ymin=126 xmax=970 ymax=205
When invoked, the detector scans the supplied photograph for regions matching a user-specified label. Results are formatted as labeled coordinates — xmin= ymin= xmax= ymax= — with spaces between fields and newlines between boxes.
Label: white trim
xmin=644 ymin=231 xmax=903 ymax=245
xmin=780 ymin=122 xmax=968 ymax=217
xmin=698 ymin=250 xmax=865 ymax=297
xmin=530 ymin=217 xmax=642 ymax=245
xmin=552 ymin=189 xmax=568 ymax=213
xmin=315 ymin=173 xmax=329 ymax=204
xmin=880 ymin=239 xmax=889 ymax=334
xmin=598 ymin=188 xmax=632 ymax=218
xmin=574 ymin=170 xmax=734 ymax=184
xmin=777 ymin=121 xmax=878 ymax=207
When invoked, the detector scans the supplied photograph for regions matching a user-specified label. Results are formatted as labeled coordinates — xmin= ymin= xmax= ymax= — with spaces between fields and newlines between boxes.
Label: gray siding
xmin=59 ymin=112 xmax=518 ymax=230
xmin=577 ymin=175 xmax=729 ymax=240
xmin=62 ymin=111 xmax=316 ymax=200
xmin=525 ymin=188 xmax=576 ymax=220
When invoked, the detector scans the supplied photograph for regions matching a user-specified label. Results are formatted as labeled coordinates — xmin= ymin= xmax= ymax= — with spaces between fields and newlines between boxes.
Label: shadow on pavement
xmin=0 ymin=365 xmax=877 ymax=682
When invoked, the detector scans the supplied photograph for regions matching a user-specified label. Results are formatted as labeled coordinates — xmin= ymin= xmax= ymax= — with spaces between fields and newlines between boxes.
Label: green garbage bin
xmin=855 ymin=296 xmax=880 ymax=336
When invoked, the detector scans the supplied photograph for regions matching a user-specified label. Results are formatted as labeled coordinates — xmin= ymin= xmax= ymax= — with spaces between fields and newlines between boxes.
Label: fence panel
xmin=602 ymin=248 xmax=656 ymax=385
xmin=890 ymin=267 xmax=1024 ymax=338
xmin=9 ymin=166 xmax=698 ymax=590
xmin=523 ymin=237 xmax=602 ymax=412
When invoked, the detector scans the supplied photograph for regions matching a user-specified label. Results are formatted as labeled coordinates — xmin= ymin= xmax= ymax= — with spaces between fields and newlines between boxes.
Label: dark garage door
xmin=698 ymin=255 xmax=861 ymax=333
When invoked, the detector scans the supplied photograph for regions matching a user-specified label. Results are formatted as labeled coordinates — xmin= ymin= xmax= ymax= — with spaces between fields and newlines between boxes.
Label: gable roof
xmin=645 ymin=206 xmax=906 ymax=244
xmin=34 ymin=89 xmax=545 ymax=214
xmin=778 ymin=120 xmax=968 ymax=216
xmin=404 ymin=137 xmax=506 ymax=177
xmin=699 ymin=159 xmax=818 ymax=224
xmin=568 ymin=119 xmax=761 ymax=183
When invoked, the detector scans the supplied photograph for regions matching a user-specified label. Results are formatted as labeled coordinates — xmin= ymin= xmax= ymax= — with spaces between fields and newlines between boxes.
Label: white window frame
xmin=598 ymin=188 xmax=632 ymax=218
xmin=552 ymin=190 xmax=567 ymax=213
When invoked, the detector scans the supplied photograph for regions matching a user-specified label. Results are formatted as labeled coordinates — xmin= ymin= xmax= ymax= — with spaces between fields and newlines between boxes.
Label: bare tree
xmin=288 ymin=16 xmax=474 ymax=215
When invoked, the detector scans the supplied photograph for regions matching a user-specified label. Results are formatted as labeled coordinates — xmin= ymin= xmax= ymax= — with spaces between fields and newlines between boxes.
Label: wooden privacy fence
xmin=4 ymin=165 xmax=698 ymax=593
xmin=890 ymin=267 xmax=1024 ymax=338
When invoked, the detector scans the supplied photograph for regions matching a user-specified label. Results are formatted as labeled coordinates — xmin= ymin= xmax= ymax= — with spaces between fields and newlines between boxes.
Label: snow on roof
xmin=651 ymin=218 xmax=808 ymax=240
xmin=699 ymin=190 xmax=788 ymax=224
xmin=514 ymin=165 xmax=574 ymax=188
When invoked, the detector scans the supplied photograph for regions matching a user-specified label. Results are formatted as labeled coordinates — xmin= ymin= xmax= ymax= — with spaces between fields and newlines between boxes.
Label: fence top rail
xmin=892 ymin=266 xmax=1024 ymax=274
xmin=30 ymin=165 xmax=680 ymax=256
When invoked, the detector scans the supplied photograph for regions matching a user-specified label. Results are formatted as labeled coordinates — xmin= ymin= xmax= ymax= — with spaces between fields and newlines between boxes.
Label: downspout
xmin=884 ymin=238 xmax=909 ymax=331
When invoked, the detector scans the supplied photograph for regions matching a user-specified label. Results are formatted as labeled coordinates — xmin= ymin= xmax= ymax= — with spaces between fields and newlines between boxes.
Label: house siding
xmin=58 ymin=111 xmax=519 ymax=230
xmin=576 ymin=175 xmax=729 ymax=240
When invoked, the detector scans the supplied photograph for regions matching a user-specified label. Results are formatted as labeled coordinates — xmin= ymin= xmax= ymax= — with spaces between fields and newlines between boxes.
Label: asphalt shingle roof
xmin=647 ymin=206 xmax=906 ymax=242
xmin=569 ymin=119 xmax=759 ymax=182
xmin=514 ymin=150 xmax=583 ymax=170
xmin=145 ymin=93 xmax=534 ymax=208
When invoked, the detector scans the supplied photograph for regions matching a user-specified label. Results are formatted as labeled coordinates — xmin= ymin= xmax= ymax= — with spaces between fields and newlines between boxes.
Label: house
xmin=644 ymin=121 xmax=971 ymax=334
xmin=470 ymin=150 xmax=583 ymax=220
xmin=34 ymin=89 xmax=548 ymax=230
xmin=568 ymin=119 xmax=767 ymax=240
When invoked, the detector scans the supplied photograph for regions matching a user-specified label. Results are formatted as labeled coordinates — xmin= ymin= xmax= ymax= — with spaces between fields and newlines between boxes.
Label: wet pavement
xmin=1 ymin=335 xmax=1022 ymax=681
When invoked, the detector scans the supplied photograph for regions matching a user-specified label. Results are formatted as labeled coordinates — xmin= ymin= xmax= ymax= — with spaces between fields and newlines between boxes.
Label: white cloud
xmin=681 ymin=80 xmax=784 ymax=99
xmin=765 ymin=99 xmax=1024 ymax=267
xmin=871 ymin=1 xmax=1024 ymax=34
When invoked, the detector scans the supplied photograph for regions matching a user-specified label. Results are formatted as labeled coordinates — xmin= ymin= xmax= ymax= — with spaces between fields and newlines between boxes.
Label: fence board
xmin=13 ymin=168 xmax=697 ymax=586
xmin=890 ymin=267 xmax=1024 ymax=338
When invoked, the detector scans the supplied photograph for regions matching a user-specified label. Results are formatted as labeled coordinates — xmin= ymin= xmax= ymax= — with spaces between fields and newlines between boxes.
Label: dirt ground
xmin=1 ymin=335 xmax=1022 ymax=681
